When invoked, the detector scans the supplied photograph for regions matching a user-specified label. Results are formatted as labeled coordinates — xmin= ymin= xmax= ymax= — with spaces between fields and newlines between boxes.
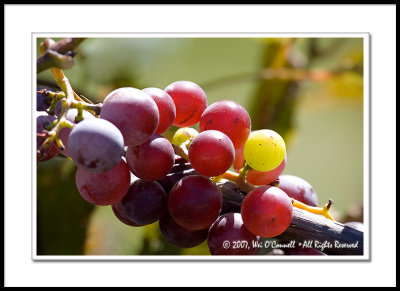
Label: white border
xmin=32 ymin=32 xmax=370 ymax=261
xmin=5 ymin=4 xmax=396 ymax=287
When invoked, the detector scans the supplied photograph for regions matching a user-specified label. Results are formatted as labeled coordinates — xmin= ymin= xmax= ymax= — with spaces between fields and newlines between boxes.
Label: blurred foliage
xmin=36 ymin=37 xmax=364 ymax=256
xmin=37 ymin=157 xmax=94 ymax=255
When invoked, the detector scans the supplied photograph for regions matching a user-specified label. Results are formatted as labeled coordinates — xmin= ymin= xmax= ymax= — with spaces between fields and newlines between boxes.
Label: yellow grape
xmin=243 ymin=129 xmax=286 ymax=172
xmin=172 ymin=127 xmax=199 ymax=146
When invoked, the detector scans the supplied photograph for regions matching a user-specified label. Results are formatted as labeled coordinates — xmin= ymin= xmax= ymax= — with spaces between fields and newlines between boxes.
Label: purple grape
xmin=168 ymin=175 xmax=222 ymax=231
xmin=159 ymin=212 xmax=208 ymax=248
xmin=111 ymin=200 xmax=140 ymax=227
xmin=278 ymin=175 xmax=318 ymax=207
xmin=68 ymin=118 xmax=124 ymax=173
xmin=36 ymin=87 xmax=53 ymax=112
xmin=208 ymin=212 xmax=261 ymax=255
xmin=117 ymin=179 xmax=168 ymax=226
xmin=36 ymin=111 xmax=59 ymax=162
xmin=58 ymin=109 xmax=95 ymax=157
xmin=126 ymin=134 xmax=175 ymax=181
xmin=157 ymin=161 xmax=198 ymax=193
xmin=100 ymin=87 xmax=159 ymax=147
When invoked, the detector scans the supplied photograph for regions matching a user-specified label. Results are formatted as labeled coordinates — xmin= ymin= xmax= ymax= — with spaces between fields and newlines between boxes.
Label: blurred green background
xmin=36 ymin=37 xmax=364 ymax=256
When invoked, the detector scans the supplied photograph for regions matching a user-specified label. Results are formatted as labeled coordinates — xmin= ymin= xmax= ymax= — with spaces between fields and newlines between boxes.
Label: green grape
xmin=172 ymin=127 xmax=199 ymax=146
xmin=243 ymin=129 xmax=286 ymax=172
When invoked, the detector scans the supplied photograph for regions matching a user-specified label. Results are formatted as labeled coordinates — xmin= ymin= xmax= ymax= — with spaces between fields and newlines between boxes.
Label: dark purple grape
xmin=111 ymin=201 xmax=140 ymax=227
xmin=168 ymin=175 xmax=222 ymax=231
xmin=278 ymin=175 xmax=318 ymax=207
xmin=126 ymin=134 xmax=175 ymax=181
xmin=75 ymin=159 xmax=131 ymax=206
xmin=36 ymin=86 xmax=53 ymax=112
xmin=157 ymin=161 xmax=198 ymax=193
xmin=68 ymin=118 xmax=124 ymax=173
xmin=117 ymin=180 xmax=168 ymax=226
xmin=159 ymin=212 xmax=208 ymax=248
xmin=100 ymin=87 xmax=159 ymax=147
xmin=36 ymin=111 xmax=59 ymax=162
xmin=208 ymin=212 xmax=260 ymax=255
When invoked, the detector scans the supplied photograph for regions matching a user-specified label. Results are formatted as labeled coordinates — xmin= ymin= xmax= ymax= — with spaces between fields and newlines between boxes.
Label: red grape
xmin=118 ymin=179 xmax=168 ymax=226
xmin=159 ymin=212 xmax=208 ymax=248
xmin=164 ymin=81 xmax=207 ymax=127
xmin=246 ymin=154 xmax=287 ymax=186
xmin=208 ymin=212 xmax=261 ymax=255
xmin=199 ymin=100 xmax=251 ymax=149
xmin=75 ymin=159 xmax=131 ymax=206
xmin=100 ymin=87 xmax=159 ymax=147
xmin=142 ymin=87 xmax=176 ymax=134
xmin=278 ymin=175 xmax=318 ymax=207
xmin=126 ymin=134 xmax=175 ymax=181
xmin=188 ymin=130 xmax=235 ymax=177
xmin=241 ymin=185 xmax=293 ymax=238
xmin=168 ymin=175 xmax=222 ymax=230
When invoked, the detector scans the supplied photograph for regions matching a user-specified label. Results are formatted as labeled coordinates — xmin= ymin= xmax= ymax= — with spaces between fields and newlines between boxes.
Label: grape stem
xmin=37 ymin=38 xmax=99 ymax=153
xmin=292 ymin=198 xmax=335 ymax=221
xmin=213 ymin=170 xmax=256 ymax=193
xmin=37 ymin=38 xmax=86 ymax=74
xmin=172 ymin=144 xmax=189 ymax=161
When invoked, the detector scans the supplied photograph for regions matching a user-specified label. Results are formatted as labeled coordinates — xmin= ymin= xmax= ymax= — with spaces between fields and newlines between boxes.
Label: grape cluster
xmin=36 ymin=80 xmax=322 ymax=256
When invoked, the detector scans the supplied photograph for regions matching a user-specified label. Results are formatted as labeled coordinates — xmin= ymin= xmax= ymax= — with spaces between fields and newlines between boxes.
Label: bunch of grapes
xmin=37 ymin=80 xmax=322 ymax=256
